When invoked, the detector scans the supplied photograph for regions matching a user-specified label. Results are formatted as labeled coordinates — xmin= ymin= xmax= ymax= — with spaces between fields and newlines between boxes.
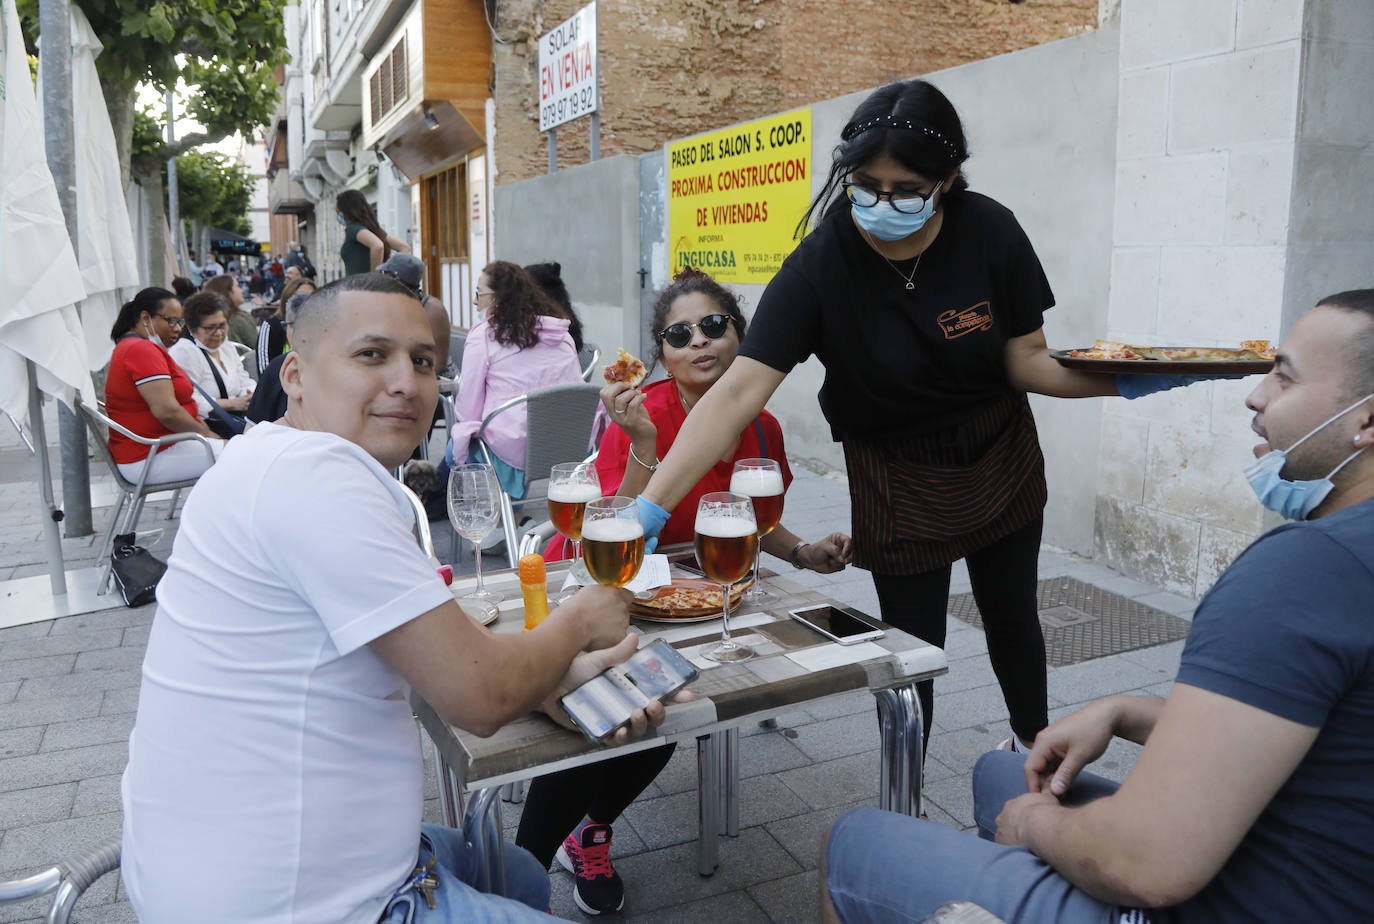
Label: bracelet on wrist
xmin=789 ymin=541 xmax=809 ymax=569
xmin=629 ymin=444 xmax=659 ymax=472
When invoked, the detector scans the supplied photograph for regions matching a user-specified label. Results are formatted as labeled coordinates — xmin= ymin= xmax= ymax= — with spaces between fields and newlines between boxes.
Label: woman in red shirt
xmin=519 ymin=269 xmax=851 ymax=915
xmin=105 ymin=288 xmax=222 ymax=483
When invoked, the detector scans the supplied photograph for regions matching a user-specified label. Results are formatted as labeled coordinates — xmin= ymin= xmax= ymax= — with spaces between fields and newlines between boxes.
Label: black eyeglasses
xmin=658 ymin=313 xmax=732 ymax=349
xmin=155 ymin=315 xmax=187 ymax=329
xmin=843 ymin=179 xmax=943 ymax=214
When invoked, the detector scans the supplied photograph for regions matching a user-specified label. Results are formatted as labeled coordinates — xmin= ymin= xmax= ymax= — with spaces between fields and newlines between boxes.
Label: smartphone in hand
xmin=559 ymin=639 xmax=699 ymax=742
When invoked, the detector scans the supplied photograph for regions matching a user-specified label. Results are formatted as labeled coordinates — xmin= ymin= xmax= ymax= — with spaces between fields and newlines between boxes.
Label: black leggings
xmin=872 ymin=516 xmax=1048 ymax=747
xmin=514 ymin=743 xmax=676 ymax=868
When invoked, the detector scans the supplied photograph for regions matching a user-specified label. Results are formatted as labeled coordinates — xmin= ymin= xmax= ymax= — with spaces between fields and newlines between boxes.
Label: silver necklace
xmin=862 ymin=227 xmax=922 ymax=291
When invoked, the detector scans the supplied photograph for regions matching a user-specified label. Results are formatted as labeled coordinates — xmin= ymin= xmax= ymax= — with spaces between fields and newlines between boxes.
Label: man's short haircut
xmin=1315 ymin=289 xmax=1374 ymax=400
xmin=290 ymin=273 xmax=418 ymax=355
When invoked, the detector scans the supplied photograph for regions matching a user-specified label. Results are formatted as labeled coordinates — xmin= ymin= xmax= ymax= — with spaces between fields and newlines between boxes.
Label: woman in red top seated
xmin=518 ymin=268 xmax=852 ymax=915
xmin=105 ymin=288 xmax=223 ymax=483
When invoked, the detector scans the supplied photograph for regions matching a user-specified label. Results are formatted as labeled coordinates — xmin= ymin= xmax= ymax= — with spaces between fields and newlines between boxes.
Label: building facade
xmin=266 ymin=0 xmax=494 ymax=327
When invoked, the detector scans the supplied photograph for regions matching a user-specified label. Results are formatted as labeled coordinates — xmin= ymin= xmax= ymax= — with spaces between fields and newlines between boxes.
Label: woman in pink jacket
xmin=445 ymin=261 xmax=583 ymax=496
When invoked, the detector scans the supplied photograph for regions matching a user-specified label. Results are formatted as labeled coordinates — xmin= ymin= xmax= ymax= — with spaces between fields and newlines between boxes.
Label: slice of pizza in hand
xmin=604 ymin=348 xmax=648 ymax=387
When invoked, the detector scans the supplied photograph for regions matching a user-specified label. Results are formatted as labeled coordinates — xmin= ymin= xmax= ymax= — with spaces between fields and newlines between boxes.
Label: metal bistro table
xmin=411 ymin=553 xmax=947 ymax=890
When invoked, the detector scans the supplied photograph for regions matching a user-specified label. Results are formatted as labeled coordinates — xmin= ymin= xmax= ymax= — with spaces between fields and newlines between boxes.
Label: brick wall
xmin=492 ymin=0 xmax=1098 ymax=185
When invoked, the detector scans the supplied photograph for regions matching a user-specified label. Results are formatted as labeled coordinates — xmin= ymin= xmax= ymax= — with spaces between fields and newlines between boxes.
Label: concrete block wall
xmin=1098 ymin=0 xmax=1306 ymax=596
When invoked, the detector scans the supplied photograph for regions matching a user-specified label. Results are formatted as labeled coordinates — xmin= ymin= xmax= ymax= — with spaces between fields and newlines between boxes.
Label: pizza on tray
xmin=1064 ymin=339 xmax=1276 ymax=362
xmin=603 ymin=348 xmax=648 ymax=387
xmin=629 ymin=578 xmax=750 ymax=619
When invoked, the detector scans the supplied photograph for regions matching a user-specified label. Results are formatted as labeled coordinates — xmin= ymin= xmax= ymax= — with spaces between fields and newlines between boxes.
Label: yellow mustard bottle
xmin=519 ymin=553 xmax=550 ymax=630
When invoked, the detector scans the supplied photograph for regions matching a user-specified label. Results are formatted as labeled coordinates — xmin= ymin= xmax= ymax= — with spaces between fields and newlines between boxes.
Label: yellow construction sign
xmin=666 ymin=109 xmax=812 ymax=285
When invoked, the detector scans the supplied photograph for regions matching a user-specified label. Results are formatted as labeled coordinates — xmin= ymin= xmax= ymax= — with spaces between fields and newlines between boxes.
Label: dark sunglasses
xmin=658 ymin=313 xmax=732 ymax=349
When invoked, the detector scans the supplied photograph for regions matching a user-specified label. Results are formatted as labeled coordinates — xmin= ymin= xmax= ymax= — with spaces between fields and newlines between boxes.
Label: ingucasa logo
xmin=672 ymin=236 xmax=737 ymax=272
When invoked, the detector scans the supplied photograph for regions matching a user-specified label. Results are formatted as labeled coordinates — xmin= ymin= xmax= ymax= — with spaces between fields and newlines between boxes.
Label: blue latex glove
xmin=1116 ymin=373 xmax=1247 ymax=400
xmin=635 ymin=495 xmax=671 ymax=554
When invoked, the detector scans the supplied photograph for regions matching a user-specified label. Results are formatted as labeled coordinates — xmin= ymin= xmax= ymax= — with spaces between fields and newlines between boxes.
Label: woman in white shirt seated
xmin=169 ymin=292 xmax=255 ymax=426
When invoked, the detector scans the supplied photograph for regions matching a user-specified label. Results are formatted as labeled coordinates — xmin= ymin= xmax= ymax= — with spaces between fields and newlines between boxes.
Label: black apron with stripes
xmin=843 ymin=391 xmax=1046 ymax=574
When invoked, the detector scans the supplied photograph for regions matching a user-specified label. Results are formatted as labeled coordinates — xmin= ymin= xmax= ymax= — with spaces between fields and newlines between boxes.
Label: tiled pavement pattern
xmin=0 ymin=408 xmax=1200 ymax=922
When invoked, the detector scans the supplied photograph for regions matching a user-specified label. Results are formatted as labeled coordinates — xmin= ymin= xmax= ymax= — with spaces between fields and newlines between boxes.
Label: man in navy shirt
xmin=821 ymin=291 xmax=1374 ymax=924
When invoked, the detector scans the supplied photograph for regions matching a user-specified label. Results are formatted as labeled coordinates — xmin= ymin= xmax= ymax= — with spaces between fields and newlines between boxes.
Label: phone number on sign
xmin=542 ymin=85 xmax=597 ymax=127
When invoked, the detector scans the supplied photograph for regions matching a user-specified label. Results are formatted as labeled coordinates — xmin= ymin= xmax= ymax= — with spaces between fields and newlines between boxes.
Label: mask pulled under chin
xmin=1243 ymin=394 xmax=1372 ymax=520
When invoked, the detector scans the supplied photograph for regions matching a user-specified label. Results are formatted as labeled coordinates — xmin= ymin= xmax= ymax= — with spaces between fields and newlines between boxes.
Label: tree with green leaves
xmin=18 ymin=0 xmax=286 ymax=282
xmin=176 ymin=149 xmax=256 ymax=256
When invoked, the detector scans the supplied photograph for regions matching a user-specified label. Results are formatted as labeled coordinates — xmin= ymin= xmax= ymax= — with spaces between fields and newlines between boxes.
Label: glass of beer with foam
xmin=730 ymin=458 xmax=784 ymax=601
xmin=548 ymin=461 xmax=602 ymax=597
xmin=694 ymin=491 xmax=759 ymax=663
xmin=581 ymin=496 xmax=646 ymax=588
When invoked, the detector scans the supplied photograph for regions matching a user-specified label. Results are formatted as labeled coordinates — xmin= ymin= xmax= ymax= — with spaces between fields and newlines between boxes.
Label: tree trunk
xmin=102 ymin=74 xmax=135 ymax=193
xmin=135 ymin=166 xmax=169 ymax=288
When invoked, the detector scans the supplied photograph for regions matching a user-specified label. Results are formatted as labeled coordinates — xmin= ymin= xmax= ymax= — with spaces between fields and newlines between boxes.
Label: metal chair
xmin=448 ymin=330 xmax=468 ymax=377
xmin=577 ymin=341 xmax=601 ymax=383
xmin=0 ymin=838 xmax=121 ymax=924
xmin=230 ymin=340 xmax=259 ymax=383
xmin=75 ymin=398 xmax=218 ymax=594
xmin=474 ymin=382 xmax=603 ymax=568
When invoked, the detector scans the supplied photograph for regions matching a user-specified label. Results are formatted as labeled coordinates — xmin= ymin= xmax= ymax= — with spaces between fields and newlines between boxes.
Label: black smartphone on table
xmin=787 ymin=604 xmax=886 ymax=645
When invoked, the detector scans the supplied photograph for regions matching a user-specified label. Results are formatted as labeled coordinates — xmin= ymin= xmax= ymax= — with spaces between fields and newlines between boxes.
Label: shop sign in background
xmin=667 ymin=109 xmax=811 ymax=285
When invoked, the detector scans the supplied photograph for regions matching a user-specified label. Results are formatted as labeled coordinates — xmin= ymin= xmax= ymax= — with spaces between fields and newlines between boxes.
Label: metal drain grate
xmin=948 ymin=576 xmax=1191 ymax=667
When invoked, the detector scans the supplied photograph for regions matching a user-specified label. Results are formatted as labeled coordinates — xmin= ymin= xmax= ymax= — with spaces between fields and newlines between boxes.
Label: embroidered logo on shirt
xmin=937 ymin=301 xmax=994 ymax=340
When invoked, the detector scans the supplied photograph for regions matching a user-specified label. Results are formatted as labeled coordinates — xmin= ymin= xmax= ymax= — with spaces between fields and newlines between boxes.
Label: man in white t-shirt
xmin=121 ymin=273 xmax=660 ymax=923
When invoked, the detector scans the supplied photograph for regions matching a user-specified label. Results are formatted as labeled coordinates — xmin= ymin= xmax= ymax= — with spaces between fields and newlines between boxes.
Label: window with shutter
xmin=369 ymin=69 xmax=381 ymax=125
xmin=391 ymin=37 xmax=407 ymax=107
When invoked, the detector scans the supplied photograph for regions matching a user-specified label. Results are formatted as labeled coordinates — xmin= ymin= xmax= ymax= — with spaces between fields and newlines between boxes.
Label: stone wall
xmin=490 ymin=0 xmax=1098 ymax=185
xmin=1095 ymin=0 xmax=1374 ymax=597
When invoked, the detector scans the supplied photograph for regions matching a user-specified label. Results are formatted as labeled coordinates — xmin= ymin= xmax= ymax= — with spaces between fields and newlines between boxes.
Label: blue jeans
xmin=825 ymin=751 xmax=1134 ymax=924
xmin=379 ymin=823 xmax=551 ymax=923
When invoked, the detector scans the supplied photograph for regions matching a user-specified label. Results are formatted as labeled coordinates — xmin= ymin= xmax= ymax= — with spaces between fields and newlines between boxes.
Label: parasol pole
xmin=40 ymin=0 xmax=93 ymax=539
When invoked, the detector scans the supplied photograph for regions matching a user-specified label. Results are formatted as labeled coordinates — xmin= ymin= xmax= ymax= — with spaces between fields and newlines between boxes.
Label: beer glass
xmin=581 ymin=496 xmax=646 ymax=588
xmin=730 ymin=458 xmax=784 ymax=601
xmin=447 ymin=463 xmax=503 ymax=605
xmin=548 ymin=461 xmax=601 ymax=598
xmin=694 ymin=491 xmax=759 ymax=663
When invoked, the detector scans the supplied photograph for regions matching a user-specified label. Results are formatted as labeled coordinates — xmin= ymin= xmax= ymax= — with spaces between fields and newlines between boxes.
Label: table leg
xmin=719 ymin=728 xmax=740 ymax=837
xmin=875 ymin=685 xmax=924 ymax=817
xmin=465 ymin=787 xmax=507 ymax=896
xmin=696 ymin=734 xmax=720 ymax=876
xmin=428 ymin=733 xmax=461 ymax=829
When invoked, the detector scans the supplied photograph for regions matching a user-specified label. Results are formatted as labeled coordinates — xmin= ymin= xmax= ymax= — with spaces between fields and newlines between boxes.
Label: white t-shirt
xmin=121 ymin=423 xmax=453 ymax=923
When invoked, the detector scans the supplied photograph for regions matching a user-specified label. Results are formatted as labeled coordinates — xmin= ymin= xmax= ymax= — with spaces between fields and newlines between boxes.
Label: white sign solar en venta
xmin=538 ymin=1 xmax=597 ymax=132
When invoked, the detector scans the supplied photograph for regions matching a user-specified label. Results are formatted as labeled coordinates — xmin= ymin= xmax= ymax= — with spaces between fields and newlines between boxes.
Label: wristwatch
xmin=788 ymin=541 xmax=809 ymax=570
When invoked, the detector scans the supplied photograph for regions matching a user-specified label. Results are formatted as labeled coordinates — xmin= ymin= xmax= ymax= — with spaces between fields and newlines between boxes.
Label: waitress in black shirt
xmin=640 ymin=79 xmax=1202 ymax=752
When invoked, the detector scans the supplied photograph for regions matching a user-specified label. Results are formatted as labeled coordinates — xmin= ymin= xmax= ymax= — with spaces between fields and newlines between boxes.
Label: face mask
xmin=1244 ymin=394 xmax=1372 ymax=520
xmin=336 ymin=212 xmax=346 ymax=226
xmin=851 ymin=190 xmax=939 ymax=241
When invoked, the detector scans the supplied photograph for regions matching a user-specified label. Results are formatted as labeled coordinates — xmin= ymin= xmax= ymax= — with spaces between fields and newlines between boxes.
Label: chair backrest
xmin=231 ymin=340 xmax=260 ymax=383
xmin=577 ymin=342 xmax=601 ymax=383
xmin=75 ymin=399 xmax=136 ymax=493
xmin=521 ymin=383 xmax=604 ymax=488
xmin=448 ymin=330 xmax=468 ymax=375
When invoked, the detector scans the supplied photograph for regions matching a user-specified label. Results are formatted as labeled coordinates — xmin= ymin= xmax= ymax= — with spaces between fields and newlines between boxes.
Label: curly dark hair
xmin=648 ymin=267 xmax=747 ymax=367
xmin=482 ymin=260 xmax=563 ymax=350
xmin=524 ymin=261 xmax=585 ymax=353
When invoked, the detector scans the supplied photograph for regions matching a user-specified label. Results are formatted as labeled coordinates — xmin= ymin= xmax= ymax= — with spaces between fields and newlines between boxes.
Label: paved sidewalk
xmin=0 ymin=408 xmax=1196 ymax=922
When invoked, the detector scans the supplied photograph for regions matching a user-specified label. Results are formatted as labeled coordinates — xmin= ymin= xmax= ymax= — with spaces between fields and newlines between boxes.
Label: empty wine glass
xmin=548 ymin=461 xmax=601 ymax=598
xmin=730 ymin=458 xmax=784 ymax=601
xmin=694 ymin=491 xmax=759 ymax=663
xmin=448 ymin=463 xmax=503 ymax=605
xmin=580 ymin=496 xmax=645 ymax=588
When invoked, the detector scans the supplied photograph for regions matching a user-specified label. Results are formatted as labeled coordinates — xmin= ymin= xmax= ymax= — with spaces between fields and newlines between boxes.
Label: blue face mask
xmin=851 ymin=186 xmax=940 ymax=241
xmin=1244 ymin=394 xmax=1371 ymax=520
xmin=336 ymin=212 xmax=347 ymax=226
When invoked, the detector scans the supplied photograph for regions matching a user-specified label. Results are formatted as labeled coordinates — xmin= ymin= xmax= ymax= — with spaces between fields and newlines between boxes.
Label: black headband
xmin=840 ymin=114 xmax=961 ymax=158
